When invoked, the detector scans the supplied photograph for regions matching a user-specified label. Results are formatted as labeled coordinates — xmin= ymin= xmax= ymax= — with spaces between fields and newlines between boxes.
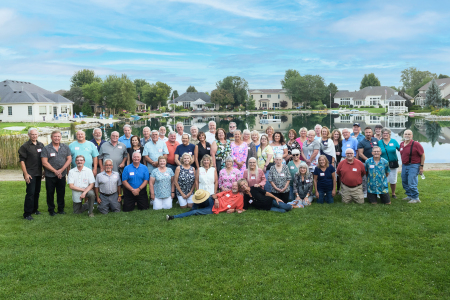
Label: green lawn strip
xmin=1 ymin=171 xmax=449 ymax=299
xmin=0 ymin=122 xmax=73 ymax=134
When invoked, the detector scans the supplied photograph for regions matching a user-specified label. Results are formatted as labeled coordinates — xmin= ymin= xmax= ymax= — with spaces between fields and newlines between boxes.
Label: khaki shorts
xmin=341 ymin=183 xmax=364 ymax=204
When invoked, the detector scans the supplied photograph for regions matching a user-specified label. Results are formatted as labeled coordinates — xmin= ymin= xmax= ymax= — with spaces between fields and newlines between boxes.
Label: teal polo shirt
xmin=379 ymin=139 xmax=400 ymax=163
xmin=69 ymin=140 xmax=99 ymax=169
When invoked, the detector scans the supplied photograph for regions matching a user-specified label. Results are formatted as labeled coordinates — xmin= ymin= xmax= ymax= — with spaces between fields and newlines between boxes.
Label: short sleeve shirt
xmin=118 ymin=135 xmax=131 ymax=148
xmin=365 ymin=157 xmax=390 ymax=194
xmin=150 ymin=167 xmax=174 ymax=198
xmin=379 ymin=139 xmax=400 ymax=163
xmin=142 ymin=140 xmax=169 ymax=170
xmin=268 ymin=164 xmax=291 ymax=192
xmin=122 ymin=163 xmax=150 ymax=189
xmin=357 ymin=137 xmax=379 ymax=162
xmin=400 ymin=141 xmax=424 ymax=165
xmin=95 ymin=171 xmax=122 ymax=194
xmin=341 ymin=138 xmax=358 ymax=158
xmin=67 ymin=166 xmax=95 ymax=203
xmin=175 ymin=144 xmax=195 ymax=160
xmin=41 ymin=143 xmax=71 ymax=177
xmin=69 ymin=140 xmax=99 ymax=169
xmin=313 ymin=165 xmax=335 ymax=192
xmin=18 ymin=140 xmax=45 ymax=176
xmin=98 ymin=141 xmax=128 ymax=172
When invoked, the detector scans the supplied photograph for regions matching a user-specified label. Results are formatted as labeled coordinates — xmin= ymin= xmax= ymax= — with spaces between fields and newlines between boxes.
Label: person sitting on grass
xmin=365 ymin=146 xmax=391 ymax=205
xmin=238 ymin=179 xmax=292 ymax=213
xmin=288 ymin=161 xmax=313 ymax=208
xmin=166 ymin=182 xmax=244 ymax=220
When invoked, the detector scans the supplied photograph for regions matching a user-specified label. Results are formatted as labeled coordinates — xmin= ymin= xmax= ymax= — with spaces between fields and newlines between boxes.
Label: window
xmin=28 ymin=106 xmax=32 ymax=115
xmin=355 ymin=101 xmax=362 ymax=106
xmin=272 ymin=103 xmax=279 ymax=108
xmin=273 ymin=115 xmax=280 ymax=120
xmin=39 ymin=106 xmax=47 ymax=115
xmin=354 ymin=116 xmax=363 ymax=121
xmin=260 ymin=95 xmax=262 ymax=98
xmin=8 ymin=106 xmax=12 ymax=115
xmin=262 ymin=102 xmax=267 ymax=108
xmin=267 ymin=95 xmax=271 ymax=98
xmin=278 ymin=94 xmax=280 ymax=99
xmin=183 ymin=119 xmax=191 ymax=125
xmin=61 ymin=106 xmax=68 ymax=113
xmin=341 ymin=101 xmax=351 ymax=106
xmin=370 ymin=116 xmax=380 ymax=121
xmin=251 ymin=95 xmax=253 ymax=99
xmin=53 ymin=106 xmax=57 ymax=116
xmin=183 ymin=102 xmax=191 ymax=109
xmin=340 ymin=115 xmax=351 ymax=123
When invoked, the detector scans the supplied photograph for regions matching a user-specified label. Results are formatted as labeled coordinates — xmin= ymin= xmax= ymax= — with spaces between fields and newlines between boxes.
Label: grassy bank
xmin=0 ymin=122 xmax=73 ymax=134
xmin=1 ymin=171 xmax=449 ymax=299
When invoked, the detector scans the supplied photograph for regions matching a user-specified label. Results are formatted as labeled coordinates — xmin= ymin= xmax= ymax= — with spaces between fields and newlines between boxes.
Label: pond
xmin=47 ymin=112 xmax=450 ymax=163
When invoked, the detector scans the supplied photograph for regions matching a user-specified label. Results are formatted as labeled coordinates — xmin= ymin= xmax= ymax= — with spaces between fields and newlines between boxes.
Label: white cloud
xmin=59 ymin=44 xmax=184 ymax=56
xmin=100 ymin=59 xmax=206 ymax=69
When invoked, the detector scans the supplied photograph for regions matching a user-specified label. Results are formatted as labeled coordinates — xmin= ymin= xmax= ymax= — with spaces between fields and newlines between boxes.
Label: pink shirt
xmin=243 ymin=169 xmax=266 ymax=188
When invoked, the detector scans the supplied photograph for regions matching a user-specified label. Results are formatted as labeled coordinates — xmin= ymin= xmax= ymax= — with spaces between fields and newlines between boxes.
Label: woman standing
xmin=379 ymin=128 xmax=400 ymax=199
xmin=194 ymin=131 xmax=210 ymax=169
xmin=210 ymin=128 xmax=231 ymax=176
xmin=313 ymin=155 xmax=336 ymax=204
xmin=331 ymin=129 xmax=343 ymax=193
xmin=286 ymin=129 xmax=302 ymax=163
xmin=196 ymin=154 xmax=218 ymax=195
xmin=257 ymin=134 xmax=274 ymax=192
xmin=302 ymin=130 xmax=320 ymax=171
xmin=319 ymin=126 xmax=336 ymax=166
xmin=243 ymin=157 xmax=266 ymax=188
xmin=174 ymin=153 xmax=196 ymax=208
xmin=230 ymin=130 xmax=248 ymax=176
xmin=271 ymin=132 xmax=288 ymax=164
xmin=268 ymin=154 xmax=291 ymax=203
xmin=296 ymin=127 xmax=308 ymax=146
xmin=243 ymin=129 xmax=257 ymax=166
xmin=290 ymin=162 xmax=314 ymax=207
xmin=251 ymin=130 xmax=260 ymax=153
xmin=218 ymin=156 xmax=242 ymax=191
xmin=287 ymin=149 xmax=302 ymax=200
xmin=149 ymin=156 xmax=175 ymax=210
xmin=266 ymin=126 xmax=274 ymax=144
xmin=127 ymin=135 xmax=144 ymax=165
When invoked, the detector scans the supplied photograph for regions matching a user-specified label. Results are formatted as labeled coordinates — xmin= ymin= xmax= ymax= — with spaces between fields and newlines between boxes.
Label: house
xmin=171 ymin=92 xmax=214 ymax=111
xmin=136 ymin=100 xmax=147 ymax=112
xmin=387 ymin=94 xmax=408 ymax=114
xmin=415 ymin=78 xmax=450 ymax=106
xmin=333 ymin=115 xmax=407 ymax=135
xmin=0 ymin=80 xmax=73 ymax=122
xmin=334 ymin=86 xmax=410 ymax=107
xmin=248 ymin=89 xmax=293 ymax=109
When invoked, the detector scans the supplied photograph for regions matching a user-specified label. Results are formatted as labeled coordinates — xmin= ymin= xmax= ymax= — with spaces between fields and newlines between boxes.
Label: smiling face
xmin=231 ymin=182 xmax=239 ymax=194
xmin=104 ymin=160 xmax=113 ymax=172
xmin=299 ymin=166 xmax=307 ymax=174
xmin=318 ymin=156 xmax=326 ymax=167
xmin=353 ymin=125 xmax=360 ymax=135
xmin=143 ymin=127 xmax=150 ymax=139
xmin=218 ymin=130 xmax=225 ymax=140
xmin=159 ymin=127 xmax=166 ymax=136
xmin=132 ymin=153 xmax=141 ymax=164
xmin=225 ymin=160 xmax=233 ymax=169
xmin=251 ymin=132 xmax=259 ymax=142
xmin=307 ymin=132 xmax=315 ymax=142
xmin=158 ymin=158 xmax=167 ymax=168
xmin=315 ymin=126 xmax=321 ymax=136
xmin=75 ymin=156 xmax=85 ymax=168
xmin=190 ymin=127 xmax=198 ymax=136
xmin=209 ymin=122 xmax=216 ymax=132
xmin=198 ymin=133 xmax=205 ymax=142
xmin=248 ymin=160 xmax=256 ymax=169
xmin=288 ymin=132 xmax=295 ymax=140
xmin=243 ymin=132 xmax=250 ymax=141
xmin=234 ymin=131 xmax=241 ymax=141
xmin=382 ymin=131 xmax=390 ymax=140
xmin=28 ymin=129 xmax=38 ymax=142
xmin=169 ymin=133 xmax=176 ymax=142
xmin=333 ymin=131 xmax=340 ymax=140
xmin=110 ymin=132 xmax=119 ymax=143
xmin=260 ymin=135 xmax=268 ymax=146
xmin=93 ymin=129 xmax=102 ymax=140
xmin=342 ymin=130 xmax=350 ymax=139
xmin=131 ymin=136 xmax=140 ymax=147
xmin=182 ymin=134 xmax=189 ymax=145
xmin=151 ymin=131 xmax=159 ymax=142
xmin=300 ymin=129 xmax=307 ymax=137
xmin=123 ymin=127 xmax=131 ymax=137
xmin=403 ymin=130 xmax=412 ymax=141
xmin=76 ymin=131 xmax=85 ymax=142
xmin=274 ymin=133 xmax=281 ymax=142
xmin=176 ymin=124 xmax=184 ymax=134
xmin=51 ymin=132 xmax=61 ymax=144
xmin=321 ymin=128 xmax=328 ymax=138
xmin=182 ymin=155 xmax=191 ymax=165
xmin=365 ymin=128 xmax=373 ymax=139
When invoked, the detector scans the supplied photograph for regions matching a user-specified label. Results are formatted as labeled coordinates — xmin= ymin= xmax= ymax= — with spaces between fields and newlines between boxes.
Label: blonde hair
xmin=180 ymin=152 xmax=192 ymax=164
xmin=321 ymin=126 xmax=331 ymax=139
xmin=200 ymin=154 xmax=213 ymax=168
xmin=157 ymin=156 xmax=167 ymax=163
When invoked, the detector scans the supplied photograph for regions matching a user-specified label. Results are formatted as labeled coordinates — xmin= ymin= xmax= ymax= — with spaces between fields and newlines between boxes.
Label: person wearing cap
xmin=400 ymin=130 xmax=425 ymax=204
xmin=374 ymin=125 xmax=383 ymax=140
xmin=238 ymin=179 xmax=292 ymax=213
xmin=357 ymin=127 xmax=378 ymax=198
xmin=166 ymin=182 xmax=244 ymax=220
xmin=350 ymin=123 xmax=364 ymax=143
xmin=336 ymin=148 xmax=366 ymax=204
xmin=341 ymin=129 xmax=358 ymax=161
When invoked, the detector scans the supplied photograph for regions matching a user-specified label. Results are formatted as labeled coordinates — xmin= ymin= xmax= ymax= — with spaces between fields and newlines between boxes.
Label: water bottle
xmin=420 ymin=173 xmax=425 ymax=180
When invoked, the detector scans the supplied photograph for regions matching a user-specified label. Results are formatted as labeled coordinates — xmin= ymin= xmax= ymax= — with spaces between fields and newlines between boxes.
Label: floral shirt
xmin=231 ymin=141 xmax=248 ymax=176
xmin=214 ymin=140 xmax=232 ymax=168
xmin=365 ymin=157 xmax=390 ymax=194
xmin=150 ymin=167 xmax=174 ymax=199
xmin=271 ymin=144 xmax=288 ymax=164
xmin=268 ymin=164 xmax=291 ymax=193
xmin=257 ymin=145 xmax=274 ymax=169
xmin=176 ymin=166 xmax=195 ymax=196
xmin=218 ymin=168 xmax=242 ymax=191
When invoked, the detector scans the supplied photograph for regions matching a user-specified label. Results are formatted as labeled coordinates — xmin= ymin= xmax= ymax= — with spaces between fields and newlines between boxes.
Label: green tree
xmin=438 ymin=74 xmax=449 ymax=79
xmin=70 ymin=69 xmax=101 ymax=88
xmin=324 ymin=82 xmax=338 ymax=107
xmin=170 ymin=90 xmax=179 ymax=100
xmin=360 ymin=73 xmax=381 ymax=89
xmin=186 ymin=86 xmax=197 ymax=92
xmin=284 ymin=74 xmax=327 ymax=108
xmin=425 ymin=79 xmax=442 ymax=108
xmin=210 ymin=89 xmax=234 ymax=108
xmin=134 ymin=79 xmax=150 ymax=101
xmin=216 ymin=76 xmax=249 ymax=107
xmin=400 ymin=67 xmax=436 ymax=96
xmin=82 ymin=81 xmax=103 ymax=104
xmin=390 ymin=86 xmax=399 ymax=91
xmin=0 ymin=106 xmax=3 ymax=113
xmin=204 ymin=91 xmax=210 ymax=96
xmin=142 ymin=81 xmax=172 ymax=109
xmin=81 ymin=101 xmax=93 ymax=116
xmin=63 ymin=86 xmax=84 ymax=106
xmin=103 ymin=74 xmax=136 ymax=114
xmin=280 ymin=69 xmax=300 ymax=87
xmin=425 ymin=121 xmax=441 ymax=147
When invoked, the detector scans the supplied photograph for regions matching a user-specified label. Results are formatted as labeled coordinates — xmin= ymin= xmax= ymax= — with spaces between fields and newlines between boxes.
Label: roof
xmin=173 ymin=92 xmax=211 ymax=104
xmin=387 ymin=95 xmax=405 ymax=101
xmin=248 ymin=89 xmax=287 ymax=93
xmin=444 ymin=93 xmax=450 ymax=100
xmin=54 ymin=89 xmax=67 ymax=95
xmin=418 ymin=78 xmax=450 ymax=91
xmin=192 ymin=99 xmax=206 ymax=105
xmin=0 ymin=80 xmax=73 ymax=104
xmin=334 ymin=86 xmax=411 ymax=101
xmin=136 ymin=100 xmax=146 ymax=105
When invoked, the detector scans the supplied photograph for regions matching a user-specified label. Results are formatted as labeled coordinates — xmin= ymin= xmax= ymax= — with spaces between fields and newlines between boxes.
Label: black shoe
xmin=49 ymin=212 xmax=57 ymax=216
xmin=24 ymin=215 xmax=34 ymax=221
xmin=57 ymin=211 xmax=66 ymax=215
xmin=166 ymin=215 xmax=174 ymax=221
xmin=33 ymin=211 xmax=42 ymax=215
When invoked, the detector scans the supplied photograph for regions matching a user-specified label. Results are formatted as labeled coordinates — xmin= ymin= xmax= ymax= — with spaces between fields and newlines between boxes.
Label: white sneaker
xmin=402 ymin=196 xmax=411 ymax=201
xmin=364 ymin=193 xmax=367 ymax=198
xmin=408 ymin=199 xmax=421 ymax=203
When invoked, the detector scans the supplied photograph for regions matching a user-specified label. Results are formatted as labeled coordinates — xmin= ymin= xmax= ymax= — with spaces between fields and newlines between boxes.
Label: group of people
xmin=18 ymin=120 xmax=425 ymax=221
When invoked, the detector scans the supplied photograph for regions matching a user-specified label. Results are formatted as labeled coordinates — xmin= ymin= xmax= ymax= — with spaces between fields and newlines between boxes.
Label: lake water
xmin=53 ymin=112 xmax=450 ymax=163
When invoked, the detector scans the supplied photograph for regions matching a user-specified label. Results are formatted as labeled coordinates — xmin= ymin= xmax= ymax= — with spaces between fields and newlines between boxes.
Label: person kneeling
xmin=238 ymin=179 xmax=292 ymax=213
xmin=166 ymin=182 xmax=244 ymax=220
xmin=122 ymin=152 xmax=150 ymax=212
xmin=68 ymin=155 xmax=96 ymax=217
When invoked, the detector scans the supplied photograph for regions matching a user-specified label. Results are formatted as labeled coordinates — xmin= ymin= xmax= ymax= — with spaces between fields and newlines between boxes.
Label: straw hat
xmin=192 ymin=189 xmax=210 ymax=204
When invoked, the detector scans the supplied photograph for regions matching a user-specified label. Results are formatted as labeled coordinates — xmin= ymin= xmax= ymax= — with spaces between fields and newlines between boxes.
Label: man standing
xmin=90 ymin=128 xmax=106 ymax=152
xmin=143 ymin=130 xmax=169 ymax=174
xmin=98 ymin=131 xmax=128 ymax=173
xmin=341 ymin=129 xmax=358 ymax=160
xmin=205 ymin=121 xmax=216 ymax=144
xmin=350 ymin=123 xmax=364 ymax=142
xmin=175 ymin=122 xmax=189 ymax=144
xmin=165 ymin=131 xmax=179 ymax=173
xmin=189 ymin=125 xmax=199 ymax=145
xmin=95 ymin=159 xmax=122 ymax=214
xmin=118 ymin=124 xmax=132 ymax=148
xmin=400 ymin=130 xmax=425 ymax=204
xmin=314 ymin=124 xmax=322 ymax=140
xmin=122 ymin=152 xmax=150 ymax=211
xmin=140 ymin=126 xmax=151 ymax=146
xmin=68 ymin=155 xmax=96 ymax=217
xmin=227 ymin=122 xmax=236 ymax=140
xmin=159 ymin=126 xmax=168 ymax=142
xmin=175 ymin=134 xmax=195 ymax=166
xmin=357 ymin=127 xmax=378 ymax=198
xmin=365 ymin=147 xmax=391 ymax=205
xmin=18 ymin=128 xmax=45 ymax=220
xmin=69 ymin=130 xmax=99 ymax=176
xmin=336 ymin=149 xmax=366 ymax=204
xmin=41 ymin=130 xmax=72 ymax=216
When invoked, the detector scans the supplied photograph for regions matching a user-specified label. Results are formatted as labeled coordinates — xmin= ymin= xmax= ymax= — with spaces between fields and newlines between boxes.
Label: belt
xmin=342 ymin=183 xmax=361 ymax=188
xmin=100 ymin=192 xmax=117 ymax=196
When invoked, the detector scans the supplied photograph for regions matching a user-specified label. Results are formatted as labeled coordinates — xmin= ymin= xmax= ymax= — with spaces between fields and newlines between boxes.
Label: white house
xmin=0 ymin=80 xmax=73 ymax=122
xmin=334 ymin=86 xmax=409 ymax=107
xmin=248 ymin=89 xmax=293 ymax=109
xmin=415 ymin=78 xmax=450 ymax=106
xmin=172 ymin=92 xmax=215 ymax=111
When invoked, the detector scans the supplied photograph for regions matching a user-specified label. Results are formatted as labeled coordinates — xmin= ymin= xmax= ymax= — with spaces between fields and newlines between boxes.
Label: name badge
xmin=324 ymin=142 xmax=327 ymax=145
xmin=83 ymin=178 xmax=88 ymax=184
xmin=370 ymin=165 xmax=375 ymax=168
xmin=306 ymin=180 xmax=310 ymax=183
xmin=50 ymin=153 xmax=56 ymax=157
xmin=129 ymin=172 xmax=134 ymax=176
xmin=200 ymin=171 xmax=206 ymax=175
xmin=118 ymin=146 xmax=122 ymax=149
xmin=227 ymin=205 xmax=231 ymax=208
xmin=37 ymin=149 xmax=42 ymax=152
xmin=248 ymin=147 xmax=251 ymax=150
xmin=249 ymin=199 xmax=253 ymax=204
xmin=226 ymin=194 xmax=230 ymax=197
xmin=113 ymin=175 xmax=117 ymax=178
xmin=280 ymin=173 xmax=285 ymax=177
xmin=373 ymin=141 xmax=377 ymax=144
xmin=347 ymin=144 xmax=350 ymax=147
xmin=188 ymin=152 xmax=192 ymax=155
xmin=290 ymin=166 xmax=294 ymax=169
xmin=75 ymin=147 xmax=80 ymax=150
xmin=352 ymin=168 xmax=357 ymax=172
xmin=400 ymin=148 xmax=403 ymax=151
xmin=135 ymin=149 xmax=140 ymax=152
xmin=158 ymin=149 xmax=162 ymax=152
xmin=207 ymin=147 xmax=210 ymax=150
xmin=320 ymin=173 xmax=325 ymax=176
xmin=389 ymin=143 xmax=394 ymax=146
xmin=164 ymin=173 xmax=170 ymax=177
xmin=251 ymin=176 xmax=256 ymax=180
xmin=189 ymin=170 xmax=194 ymax=174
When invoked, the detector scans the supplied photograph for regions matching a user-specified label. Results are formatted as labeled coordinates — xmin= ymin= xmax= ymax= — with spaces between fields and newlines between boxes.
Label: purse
xmin=382 ymin=140 xmax=399 ymax=169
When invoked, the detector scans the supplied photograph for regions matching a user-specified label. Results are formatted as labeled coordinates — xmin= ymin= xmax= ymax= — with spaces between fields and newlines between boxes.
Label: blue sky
xmin=1 ymin=0 xmax=449 ymax=94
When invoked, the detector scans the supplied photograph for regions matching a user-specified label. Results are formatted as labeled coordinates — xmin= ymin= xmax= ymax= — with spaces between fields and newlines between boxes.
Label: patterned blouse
xmin=176 ymin=165 xmax=196 ymax=196
xmin=150 ymin=167 xmax=174 ymax=199
xmin=365 ymin=157 xmax=390 ymax=194
xmin=286 ymin=140 xmax=301 ymax=163
xmin=218 ymin=167 xmax=242 ymax=191
xmin=292 ymin=172 xmax=314 ymax=199
xmin=231 ymin=141 xmax=248 ymax=176
xmin=271 ymin=144 xmax=288 ymax=164
xmin=268 ymin=164 xmax=291 ymax=193
xmin=257 ymin=145 xmax=274 ymax=169
xmin=214 ymin=140 xmax=232 ymax=168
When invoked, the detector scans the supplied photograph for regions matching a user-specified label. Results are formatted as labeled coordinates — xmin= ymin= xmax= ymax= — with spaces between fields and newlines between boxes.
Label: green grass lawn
xmin=0 ymin=122 xmax=73 ymax=134
xmin=1 ymin=171 xmax=449 ymax=299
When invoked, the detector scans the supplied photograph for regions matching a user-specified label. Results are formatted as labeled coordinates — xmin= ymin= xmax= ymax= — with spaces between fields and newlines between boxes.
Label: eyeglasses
xmin=292 ymin=154 xmax=300 ymax=156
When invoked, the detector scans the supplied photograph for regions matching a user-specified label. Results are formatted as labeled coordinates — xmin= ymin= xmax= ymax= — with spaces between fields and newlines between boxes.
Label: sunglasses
xmin=292 ymin=154 xmax=300 ymax=156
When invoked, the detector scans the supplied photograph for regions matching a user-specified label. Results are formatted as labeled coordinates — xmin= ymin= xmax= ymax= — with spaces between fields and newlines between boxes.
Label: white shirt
xmin=205 ymin=131 xmax=216 ymax=144
xmin=68 ymin=166 xmax=95 ymax=203
xmin=176 ymin=132 xmax=190 ymax=144
xmin=159 ymin=136 xmax=168 ymax=142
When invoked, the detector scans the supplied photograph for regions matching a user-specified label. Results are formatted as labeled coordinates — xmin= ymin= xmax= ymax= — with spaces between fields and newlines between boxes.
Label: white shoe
xmin=408 ymin=199 xmax=421 ymax=203
xmin=364 ymin=193 xmax=367 ymax=198
xmin=402 ymin=196 xmax=411 ymax=201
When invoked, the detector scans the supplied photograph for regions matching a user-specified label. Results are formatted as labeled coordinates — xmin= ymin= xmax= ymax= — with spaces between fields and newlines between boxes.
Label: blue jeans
xmin=173 ymin=198 xmax=213 ymax=218
xmin=401 ymin=163 xmax=420 ymax=199
xmin=270 ymin=199 xmax=292 ymax=213
xmin=289 ymin=187 xmax=294 ymax=201
xmin=264 ymin=170 xmax=272 ymax=192
xmin=317 ymin=190 xmax=334 ymax=204
xmin=167 ymin=163 xmax=177 ymax=174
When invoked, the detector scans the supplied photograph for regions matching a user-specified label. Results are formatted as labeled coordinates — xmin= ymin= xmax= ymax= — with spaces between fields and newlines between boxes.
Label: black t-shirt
xmin=127 ymin=147 xmax=145 ymax=165
xmin=243 ymin=186 xmax=273 ymax=210
xmin=227 ymin=132 xmax=235 ymax=140
xmin=197 ymin=142 xmax=211 ymax=165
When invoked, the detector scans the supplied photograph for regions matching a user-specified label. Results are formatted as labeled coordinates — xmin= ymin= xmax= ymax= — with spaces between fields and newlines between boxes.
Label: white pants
xmin=177 ymin=195 xmax=193 ymax=207
xmin=153 ymin=197 xmax=173 ymax=210
xmin=388 ymin=168 xmax=398 ymax=184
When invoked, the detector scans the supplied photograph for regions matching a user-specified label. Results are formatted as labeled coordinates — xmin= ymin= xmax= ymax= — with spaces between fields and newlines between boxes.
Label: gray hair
xmin=104 ymin=159 xmax=113 ymax=166
xmin=180 ymin=152 xmax=192 ymax=163
xmin=76 ymin=130 xmax=85 ymax=135
xmin=182 ymin=133 xmax=190 ymax=139
xmin=251 ymin=130 xmax=260 ymax=139
xmin=208 ymin=120 xmax=216 ymax=126
xmin=225 ymin=156 xmax=234 ymax=163
xmin=143 ymin=126 xmax=151 ymax=132
xmin=274 ymin=153 xmax=283 ymax=160
xmin=297 ymin=161 xmax=311 ymax=177
xmin=234 ymin=129 xmax=242 ymax=135
xmin=345 ymin=148 xmax=355 ymax=155
xmin=190 ymin=125 xmax=198 ymax=131
xmin=168 ymin=131 xmax=177 ymax=137
xmin=247 ymin=157 xmax=259 ymax=182
xmin=123 ymin=124 xmax=131 ymax=129
xmin=299 ymin=127 xmax=307 ymax=133
xmin=151 ymin=130 xmax=159 ymax=134
xmin=243 ymin=129 xmax=251 ymax=135
xmin=28 ymin=127 xmax=38 ymax=134
xmin=342 ymin=128 xmax=350 ymax=134
xmin=159 ymin=126 xmax=166 ymax=131
xmin=315 ymin=124 xmax=322 ymax=130
xmin=111 ymin=131 xmax=119 ymax=136
xmin=372 ymin=146 xmax=381 ymax=152
xmin=132 ymin=151 xmax=142 ymax=158
xmin=307 ymin=130 xmax=315 ymax=136
xmin=381 ymin=128 xmax=391 ymax=135
xmin=92 ymin=128 xmax=102 ymax=134
xmin=176 ymin=122 xmax=184 ymax=127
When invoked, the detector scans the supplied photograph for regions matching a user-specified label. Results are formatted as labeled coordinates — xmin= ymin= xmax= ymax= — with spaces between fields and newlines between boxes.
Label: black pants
xmin=271 ymin=192 xmax=290 ymax=203
xmin=24 ymin=176 xmax=42 ymax=217
xmin=123 ymin=187 xmax=149 ymax=212
xmin=215 ymin=159 xmax=223 ymax=176
xmin=45 ymin=176 xmax=66 ymax=213
xmin=367 ymin=193 xmax=391 ymax=204
xmin=336 ymin=174 xmax=342 ymax=191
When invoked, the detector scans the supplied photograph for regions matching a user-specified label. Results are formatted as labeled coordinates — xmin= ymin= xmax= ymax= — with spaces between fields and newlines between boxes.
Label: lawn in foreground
xmin=1 ymin=172 xmax=449 ymax=299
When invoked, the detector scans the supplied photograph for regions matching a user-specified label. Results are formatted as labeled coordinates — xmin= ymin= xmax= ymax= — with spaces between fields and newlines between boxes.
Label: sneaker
xmin=24 ymin=215 xmax=34 ymax=221
xmin=408 ymin=199 xmax=421 ymax=204
xmin=364 ymin=193 xmax=367 ymax=198
xmin=391 ymin=194 xmax=397 ymax=199
xmin=166 ymin=215 xmax=174 ymax=221
xmin=402 ymin=196 xmax=411 ymax=201
xmin=33 ymin=211 xmax=42 ymax=215
xmin=89 ymin=213 xmax=95 ymax=218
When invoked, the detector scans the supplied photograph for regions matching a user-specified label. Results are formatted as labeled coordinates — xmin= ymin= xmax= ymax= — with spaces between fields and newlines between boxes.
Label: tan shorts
xmin=341 ymin=183 xmax=364 ymax=204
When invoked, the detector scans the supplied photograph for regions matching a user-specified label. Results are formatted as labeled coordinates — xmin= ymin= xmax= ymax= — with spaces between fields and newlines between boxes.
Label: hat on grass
xmin=193 ymin=189 xmax=210 ymax=204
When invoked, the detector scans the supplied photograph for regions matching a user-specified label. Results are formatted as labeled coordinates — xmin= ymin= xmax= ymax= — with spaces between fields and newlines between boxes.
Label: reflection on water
xmin=65 ymin=113 xmax=449 ymax=163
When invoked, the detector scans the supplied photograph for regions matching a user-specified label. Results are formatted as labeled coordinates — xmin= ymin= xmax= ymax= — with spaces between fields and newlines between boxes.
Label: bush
xmin=379 ymin=105 xmax=383 ymax=108
xmin=350 ymin=104 xmax=354 ymax=108
xmin=437 ymin=108 xmax=450 ymax=116
xmin=233 ymin=107 xmax=239 ymax=112
xmin=370 ymin=106 xmax=375 ymax=108
xmin=331 ymin=103 xmax=339 ymax=108
xmin=81 ymin=121 xmax=86 ymax=124
xmin=119 ymin=114 xmax=125 ymax=117
xmin=137 ymin=113 xmax=144 ymax=116
xmin=81 ymin=102 xmax=93 ymax=116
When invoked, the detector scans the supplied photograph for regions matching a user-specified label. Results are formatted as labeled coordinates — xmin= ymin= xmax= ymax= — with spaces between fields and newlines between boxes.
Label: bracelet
xmin=420 ymin=165 xmax=424 ymax=167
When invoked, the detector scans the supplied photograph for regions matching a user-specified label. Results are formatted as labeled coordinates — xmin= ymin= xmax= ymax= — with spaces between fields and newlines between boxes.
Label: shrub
xmin=81 ymin=121 xmax=86 ymax=124
xmin=437 ymin=108 xmax=450 ymax=116
xmin=119 ymin=114 xmax=125 ymax=117
xmin=350 ymin=104 xmax=354 ymax=108
xmin=331 ymin=103 xmax=339 ymax=108
xmin=370 ymin=106 xmax=374 ymax=108
xmin=137 ymin=113 xmax=144 ymax=116
xmin=379 ymin=105 xmax=383 ymax=108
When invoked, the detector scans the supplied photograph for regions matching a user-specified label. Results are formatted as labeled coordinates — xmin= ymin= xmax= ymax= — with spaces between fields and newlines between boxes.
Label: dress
xmin=198 ymin=167 xmax=216 ymax=195
xmin=214 ymin=140 xmax=231 ymax=169
xmin=230 ymin=141 xmax=248 ymax=176
xmin=218 ymin=168 xmax=242 ymax=191
xmin=176 ymin=166 xmax=196 ymax=197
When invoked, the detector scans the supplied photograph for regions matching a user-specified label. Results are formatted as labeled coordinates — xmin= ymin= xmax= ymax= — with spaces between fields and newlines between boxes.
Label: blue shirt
xmin=140 ymin=137 xmax=151 ymax=146
xmin=313 ymin=165 xmax=335 ymax=192
xmin=175 ymin=143 xmax=195 ymax=160
xmin=122 ymin=163 xmax=149 ymax=189
xmin=350 ymin=132 xmax=365 ymax=143
xmin=150 ymin=168 xmax=174 ymax=198
xmin=69 ymin=141 xmax=99 ymax=169
xmin=379 ymin=139 xmax=400 ymax=163
xmin=142 ymin=140 xmax=169 ymax=173
xmin=118 ymin=135 xmax=131 ymax=148
xmin=90 ymin=138 xmax=106 ymax=152
xmin=341 ymin=137 xmax=358 ymax=158
xmin=365 ymin=157 xmax=390 ymax=194
xmin=357 ymin=137 xmax=379 ymax=162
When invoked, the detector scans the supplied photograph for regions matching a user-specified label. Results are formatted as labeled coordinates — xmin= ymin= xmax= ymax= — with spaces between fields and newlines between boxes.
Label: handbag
xmin=261 ymin=151 xmax=274 ymax=170
xmin=381 ymin=140 xmax=399 ymax=169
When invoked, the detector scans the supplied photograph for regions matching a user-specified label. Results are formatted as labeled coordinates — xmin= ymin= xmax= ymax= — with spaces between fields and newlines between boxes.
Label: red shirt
xmin=400 ymin=141 xmax=424 ymax=165
xmin=212 ymin=191 xmax=244 ymax=214
xmin=336 ymin=159 xmax=366 ymax=187
xmin=165 ymin=141 xmax=179 ymax=165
